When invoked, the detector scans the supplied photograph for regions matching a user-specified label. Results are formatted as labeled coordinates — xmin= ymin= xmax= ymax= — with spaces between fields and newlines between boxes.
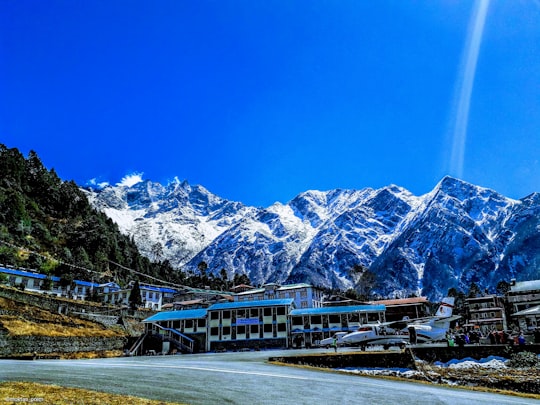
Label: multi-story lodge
xmin=464 ymin=295 xmax=507 ymax=334
xmin=0 ymin=266 xmax=98 ymax=300
xmin=507 ymin=280 xmax=540 ymax=313
xmin=234 ymin=283 xmax=325 ymax=309
xmin=507 ymin=279 xmax=540 ymax=333
xmin=142 ymin=298 xmax=296 ymax=353
xmin=100 ymin=282 xmax=177 ymax=311
xmin=289 ymin=304 xmax=386 ymax=348
xmin=142 ymin=299 xmax=387 ymax=353
xmin=370 ymin=297 xmax=431 ymax=322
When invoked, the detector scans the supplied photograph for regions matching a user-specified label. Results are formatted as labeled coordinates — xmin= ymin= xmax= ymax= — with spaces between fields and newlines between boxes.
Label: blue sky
xmin=1 ymin=1 xmax=539 ymax=207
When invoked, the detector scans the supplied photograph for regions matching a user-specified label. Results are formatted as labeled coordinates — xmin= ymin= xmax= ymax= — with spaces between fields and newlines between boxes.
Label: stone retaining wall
xmin=0 ymin=285 xmax=152 ymax=320
xmin=269 ymin=350 xmax=416 ymax=369
xmin=0 ymin=333 xmax=127 ymax=357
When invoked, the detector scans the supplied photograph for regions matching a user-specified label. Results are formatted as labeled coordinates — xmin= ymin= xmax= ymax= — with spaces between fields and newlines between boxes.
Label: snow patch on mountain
xmin=84 ymin=176 xmax=540 ymax=300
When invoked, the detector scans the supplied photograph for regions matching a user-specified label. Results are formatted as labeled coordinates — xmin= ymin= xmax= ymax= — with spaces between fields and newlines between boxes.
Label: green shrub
xmin=507 ymin=351 xmax=540 ymax=368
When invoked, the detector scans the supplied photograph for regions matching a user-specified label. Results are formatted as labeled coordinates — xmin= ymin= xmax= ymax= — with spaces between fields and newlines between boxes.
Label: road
xmin=1 ymin=349 xmax=538 ymax=405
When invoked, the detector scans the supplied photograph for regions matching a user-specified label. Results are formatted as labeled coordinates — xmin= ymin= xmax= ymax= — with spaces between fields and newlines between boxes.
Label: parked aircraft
xmin=319 ymin=331 xmax=348 ymax=348
xmin=341 ymin=297 xmax=460 ymax=349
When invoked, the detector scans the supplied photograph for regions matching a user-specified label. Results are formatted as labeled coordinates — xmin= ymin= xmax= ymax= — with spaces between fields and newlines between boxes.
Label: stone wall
xmin=269 ymin=350 xmax=416 ymax=369
xmin=0 ymin=333 xmax=126 ymax=357
xmin=0 ymin=285 xmax=152 ymax=320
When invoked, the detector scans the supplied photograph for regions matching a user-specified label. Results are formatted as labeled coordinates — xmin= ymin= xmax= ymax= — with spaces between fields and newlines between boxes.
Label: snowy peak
xmin=85 ymin=177 xmax=540 ymax=300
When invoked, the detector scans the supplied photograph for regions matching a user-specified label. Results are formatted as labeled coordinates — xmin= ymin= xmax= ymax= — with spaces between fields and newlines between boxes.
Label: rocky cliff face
xmin=84 ymin=176 xmax=540 ymax=300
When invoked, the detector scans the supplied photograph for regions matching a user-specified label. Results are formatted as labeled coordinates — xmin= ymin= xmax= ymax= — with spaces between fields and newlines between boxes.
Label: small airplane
xmin=341 ymin=297 xmax=460 ymax=349
xmin=319 ymin=331 xmax=348 ymax=348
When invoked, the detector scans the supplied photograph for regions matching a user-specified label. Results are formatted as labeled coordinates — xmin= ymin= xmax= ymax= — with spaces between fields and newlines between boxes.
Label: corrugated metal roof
xmin=513 ymin=305 xmax=540 ymax=317
xmin=140 ymin=284 xmax=177 ymax=293
xmin=0 ymin=267 xmax=99 ymax=287
xmin=278 ymin=283 xmax=314 ymax=290
xmin=208 ymin=298 xmax=294 ymax=311
xmin=290 ymin=304 xmax=386 ymax=316
xmin=510 ymin=280 xmax=540 ymax=293
xmin=372 ymin=297 xmax=428 ymax=306
xmin=235 ymin=288 xmax=265 ymax=296
xmin=143 ymin=309 xmax=208 ymax=322
xmin=1 ymin=267 xmax=48 ymax=279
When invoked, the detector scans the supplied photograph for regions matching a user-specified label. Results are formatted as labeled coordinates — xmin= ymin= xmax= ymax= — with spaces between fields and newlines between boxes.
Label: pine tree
xmin=129 ymin=280 xmax=143 ymax=310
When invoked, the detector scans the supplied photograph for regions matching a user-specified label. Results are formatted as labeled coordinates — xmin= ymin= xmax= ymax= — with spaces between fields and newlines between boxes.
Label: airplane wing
xmin=431 ymin=315 xmax=461 ymax=325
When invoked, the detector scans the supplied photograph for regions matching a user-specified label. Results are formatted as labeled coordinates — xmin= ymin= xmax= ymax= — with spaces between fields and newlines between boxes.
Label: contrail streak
xmin=449 ymin=0 xmax=490 ymax=179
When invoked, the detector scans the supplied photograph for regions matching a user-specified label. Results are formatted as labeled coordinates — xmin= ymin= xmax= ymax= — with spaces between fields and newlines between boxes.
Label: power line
xmin=0 ymin=239 xmax=187 ymax=289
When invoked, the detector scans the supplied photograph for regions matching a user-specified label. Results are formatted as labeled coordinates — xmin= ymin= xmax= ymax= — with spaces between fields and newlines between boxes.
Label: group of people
xmin=446 ymin=328 xmax=527 ymax=347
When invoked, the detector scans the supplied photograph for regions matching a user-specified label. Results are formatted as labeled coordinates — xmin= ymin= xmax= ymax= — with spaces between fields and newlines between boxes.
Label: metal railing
xmin=150 ymin=323 xmax=195 ymax=353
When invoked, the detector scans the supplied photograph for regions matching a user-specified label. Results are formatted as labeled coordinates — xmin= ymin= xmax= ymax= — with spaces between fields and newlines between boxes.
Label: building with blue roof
xmin=206 ymin=298 xmax=294 ymax=352
xmin=100 ymin=281 xmax=179 ymax=311
xmin=0 ymin=266 xmax=99 ymax=300
xmin=289 ymin=304 xmax=386 ymax=348
xmin=234 ymin=283 xmax=324 ymax=309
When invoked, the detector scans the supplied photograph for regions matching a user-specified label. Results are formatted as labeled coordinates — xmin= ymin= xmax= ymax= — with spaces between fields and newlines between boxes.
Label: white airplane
xmin=341 ymin=297 xmax=460 ymax=349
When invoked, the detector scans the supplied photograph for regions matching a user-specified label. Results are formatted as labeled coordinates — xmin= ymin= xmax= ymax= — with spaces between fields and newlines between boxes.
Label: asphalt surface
xmin=1 ymin=349 xmax=539 ymax=405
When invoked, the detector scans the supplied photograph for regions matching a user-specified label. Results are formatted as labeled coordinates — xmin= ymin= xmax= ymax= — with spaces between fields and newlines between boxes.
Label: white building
xmin=234 ymin=283 xmax=324 ymax=308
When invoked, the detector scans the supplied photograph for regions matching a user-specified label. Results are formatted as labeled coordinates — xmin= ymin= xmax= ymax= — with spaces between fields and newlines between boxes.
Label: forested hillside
xmin=0 ymin=144 xmax=183 ymax=286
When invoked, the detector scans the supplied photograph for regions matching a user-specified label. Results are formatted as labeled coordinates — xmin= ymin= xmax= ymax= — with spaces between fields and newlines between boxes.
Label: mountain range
xmin=83 ymin=176 xmax=540 ymax=300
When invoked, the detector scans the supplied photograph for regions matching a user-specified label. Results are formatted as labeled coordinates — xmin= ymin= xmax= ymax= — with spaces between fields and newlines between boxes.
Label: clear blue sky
xmin=1 ymin=1 xmax=539 ymax=207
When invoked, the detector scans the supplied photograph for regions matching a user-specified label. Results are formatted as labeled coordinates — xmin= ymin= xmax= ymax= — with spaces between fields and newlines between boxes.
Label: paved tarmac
xmin=1 ymin=349 xmax=539 ymax=405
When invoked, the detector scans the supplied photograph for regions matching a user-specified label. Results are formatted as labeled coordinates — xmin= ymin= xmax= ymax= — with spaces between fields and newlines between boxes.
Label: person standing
xmin=332 ymin=335 xmax=338 ymax=353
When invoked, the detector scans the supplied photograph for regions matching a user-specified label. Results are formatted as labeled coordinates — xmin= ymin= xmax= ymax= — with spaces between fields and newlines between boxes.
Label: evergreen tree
xmin=129 ymin=280 xmax=143 ymax=310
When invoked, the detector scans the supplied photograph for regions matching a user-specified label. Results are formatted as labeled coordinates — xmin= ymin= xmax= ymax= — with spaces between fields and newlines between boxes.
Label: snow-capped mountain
xmin=84 ymin=176 xmax=540 ymax=300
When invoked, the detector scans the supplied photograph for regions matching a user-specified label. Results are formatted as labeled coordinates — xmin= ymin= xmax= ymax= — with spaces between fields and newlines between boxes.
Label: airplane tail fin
xmin=435 ymin=297 xmax=454 ymax=318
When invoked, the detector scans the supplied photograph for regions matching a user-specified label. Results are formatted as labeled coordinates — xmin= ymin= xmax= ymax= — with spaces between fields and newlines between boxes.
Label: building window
xmin=222 ymin=310 xmax=231 ymax=319
xmin=236 ymin=309 xmax=246 ymax=318
xmin=250 ymin=308 xmax=259 ymax=317
xmin=277 ymin=323 xmax=287 ymax=332
xmin=185 ymin=320 xmax=193 ymax=328
xmin=276 ymin=307 xmax=286 ymax=316
xmin=329 ymin=314 xmax=340 ymax=323
xmin=237 ymin=325 xmax=246 ymax=335
xmin=311 ymin=315 xmax=322 ymax=325
xmin=263 ymin=308 xmax=272 ymax=317
xmin=223 ymin=326 xmax=231 ymax=336
xmin=210 ymin=327 xmax=219 ymax=336
xmin=198 ymin=319 xmax=206 ymax=328
xmin=292 ymin=316 xmax=303 ymax=326
xmin=250 ymin=324 xmax=258 ymax=334
xmin=263 ymin=324 xmax=273 ymax=333
xmin=210 ymin=312 xmax=219 ymax=320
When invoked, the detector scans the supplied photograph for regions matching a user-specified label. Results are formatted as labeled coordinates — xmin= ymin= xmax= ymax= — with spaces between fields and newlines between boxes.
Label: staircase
xmin=127 ymin=332 xmax=148 ymax=356
xmin=149 ymin=324 xmax=195 ymax=354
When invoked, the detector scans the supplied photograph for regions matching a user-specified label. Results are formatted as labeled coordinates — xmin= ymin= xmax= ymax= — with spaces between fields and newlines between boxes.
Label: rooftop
xmin=290 ymin=304 xmax=386 ymax=316
xmin=371 ymin=297 xmax=428 ymax=306
xmin=208 ymin=298 xmax=294 ymax=311
xmin=143 ymin=308 xmax=208 ymax=323
xmin=509 ymin=280 xmax=540 ymax=294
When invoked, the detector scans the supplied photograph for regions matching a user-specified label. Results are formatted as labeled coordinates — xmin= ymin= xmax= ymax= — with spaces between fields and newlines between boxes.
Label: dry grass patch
xmin=0 ymin=317 xmax=122 ymax=337
xmin=0 ymin=382 xmax=183 ymax=404
xmin=0 ymin=297 xmax=125 ymax=338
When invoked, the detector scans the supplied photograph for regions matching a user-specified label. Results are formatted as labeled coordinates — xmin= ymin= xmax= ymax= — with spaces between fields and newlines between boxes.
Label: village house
xmin=370 ymin=297 xmax=431 ymax=322
xmin=234 ymin=283 xmax=325 ymax=309
xmin=507 ymin=279 xmax=540 ymax=333
xmin=464 ymin=294 xmax=507 ymax=335
xmin=0 ymin=266 xmax=99 ymax=300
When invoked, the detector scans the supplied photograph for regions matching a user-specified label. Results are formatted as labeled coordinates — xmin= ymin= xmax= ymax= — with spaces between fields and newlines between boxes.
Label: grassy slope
xmin=0 ymin=296 xmax=125 ymax=338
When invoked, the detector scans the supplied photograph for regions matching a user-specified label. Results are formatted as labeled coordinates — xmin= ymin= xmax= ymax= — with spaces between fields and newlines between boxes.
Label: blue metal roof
xmin=0 ymin=267 xmax=48 ymax=279
xmin=290 ymin=304 xmax=386 ymax=316
xmin=143 ymin=309 xmax=208 ymax=323
xmin=208 ymin=298 xmax=294 ymax=311
xmin=140 ymin=284 xmax=178 ymax=294
xmin=0 ymin=267 xmax=99 ymax=287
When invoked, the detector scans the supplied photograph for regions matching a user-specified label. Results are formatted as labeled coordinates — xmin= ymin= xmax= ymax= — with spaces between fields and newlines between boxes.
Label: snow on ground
xmin=336 ymin=356 xmax=511 ymax=379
